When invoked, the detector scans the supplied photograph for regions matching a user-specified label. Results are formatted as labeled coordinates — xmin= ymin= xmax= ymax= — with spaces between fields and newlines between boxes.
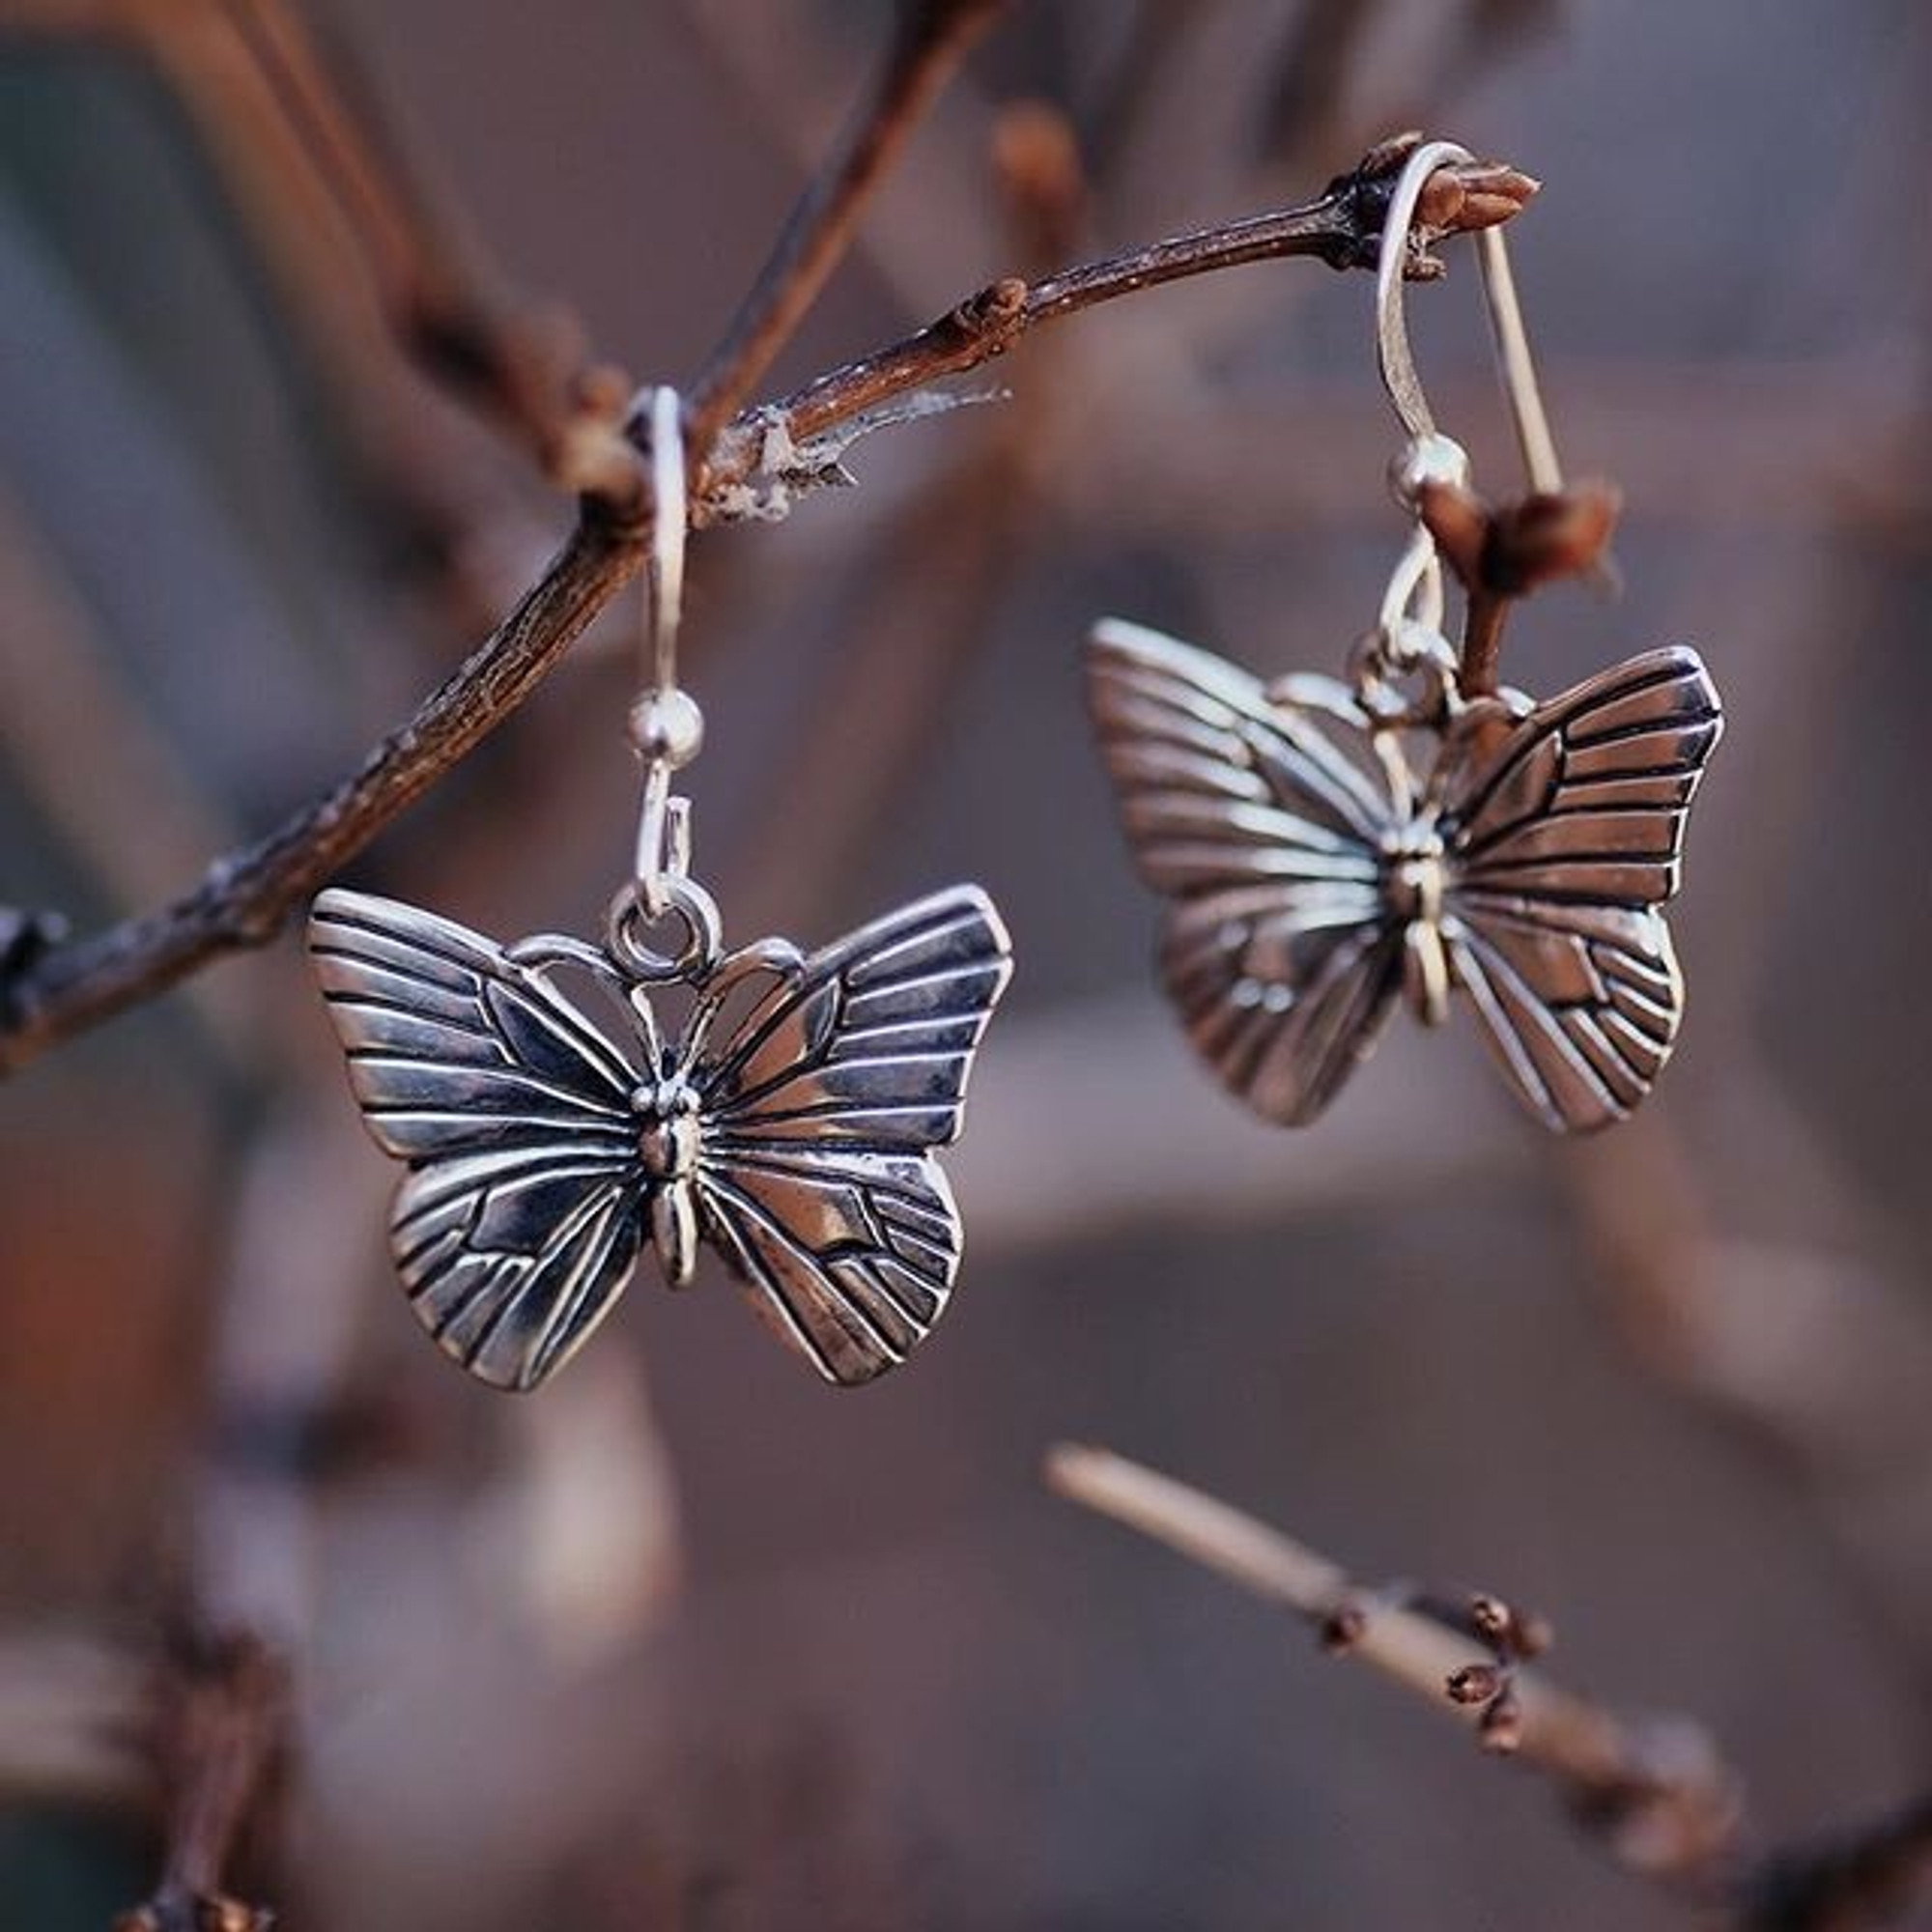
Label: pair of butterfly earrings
xmin=309 ymin=140 xmax=1721 ymax=1395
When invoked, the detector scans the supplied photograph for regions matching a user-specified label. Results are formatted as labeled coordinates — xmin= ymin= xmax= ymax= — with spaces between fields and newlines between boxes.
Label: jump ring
xmin=605 ymin=875 xmax=723 ymax=983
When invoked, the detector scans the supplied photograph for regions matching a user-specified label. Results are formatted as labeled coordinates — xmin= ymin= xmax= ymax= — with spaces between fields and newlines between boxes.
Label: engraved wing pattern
xmin=310 ymin=884 xmax=1011 ymax=1390
xmin=310 ymin=890 xmax=646 ymax=1390
xmin=1086 ymin=621 xmax=1722 ymax=1132
xmin=1086 ymin=619 xmax=1408 ymax=1125
xmin=693 ymin=888 xmax=1013 ymax=1385
xmin=1432 ymin=647 xmax=1723 ymax=1131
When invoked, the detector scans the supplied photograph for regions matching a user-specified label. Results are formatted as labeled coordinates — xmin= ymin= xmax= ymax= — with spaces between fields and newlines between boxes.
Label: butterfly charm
xmin=1086 ymin=619 xmax=1722 ymax=1133
xmin=308 ymin=885 xmax=1011 ymax=1390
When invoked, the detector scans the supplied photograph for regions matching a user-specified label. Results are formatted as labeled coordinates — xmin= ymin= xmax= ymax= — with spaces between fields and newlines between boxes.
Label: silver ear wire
xmin=1373 ymin=138 xmax=1563 ymax=495
xmin=627 ymin=385 xmax=705 ymax=919
xmin=642 ymin=384 xmax=688 ymax=693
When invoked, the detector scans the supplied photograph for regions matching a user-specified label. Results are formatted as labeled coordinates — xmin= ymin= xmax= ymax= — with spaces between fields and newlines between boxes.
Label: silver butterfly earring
xmin=1086 ymin=138 xmax=1721 ymax=1134
xmin=309 ymin=387 xmax=1012 ymax=1392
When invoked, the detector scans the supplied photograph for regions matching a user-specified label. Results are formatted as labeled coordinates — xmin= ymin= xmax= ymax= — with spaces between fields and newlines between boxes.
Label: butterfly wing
xmin=692 ymin=887 xmax=1011 ymax=1385
xmin=1086 ymin=618 xmax=1406 ymax=1125
xmin=308 ymin=889 xmax=646 ymax=1389
xmin=1435 ymin=646 xmax=1723 ymax=1131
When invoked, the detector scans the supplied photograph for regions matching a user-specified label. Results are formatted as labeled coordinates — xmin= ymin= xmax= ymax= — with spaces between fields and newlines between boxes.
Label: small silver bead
xmin=1388 ymin=433 xmax=1470 ymax=507
xmin=627 ymin=688 xmax=705 ymax=769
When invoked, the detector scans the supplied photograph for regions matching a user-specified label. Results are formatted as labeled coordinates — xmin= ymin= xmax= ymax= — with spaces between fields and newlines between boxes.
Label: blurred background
xmin=2 ymin=2 xmax=1930 ymax=1926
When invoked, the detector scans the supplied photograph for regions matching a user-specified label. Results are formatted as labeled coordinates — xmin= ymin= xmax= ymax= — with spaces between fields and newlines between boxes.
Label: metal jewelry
xmin=309 ymin=388 xmax=1013 ymax=1391
xmin=1085 ymin=140 xmax=1721 ymax=1134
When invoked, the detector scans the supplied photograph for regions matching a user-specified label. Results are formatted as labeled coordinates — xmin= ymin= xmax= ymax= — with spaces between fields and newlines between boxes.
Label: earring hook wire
xmin=1373 ymin=139 xmax=1563 ymax=495
xmin=629 ymin=384 xmax=703 ymax=920
xmin=644 ymin=383 xmax=687 ymax=693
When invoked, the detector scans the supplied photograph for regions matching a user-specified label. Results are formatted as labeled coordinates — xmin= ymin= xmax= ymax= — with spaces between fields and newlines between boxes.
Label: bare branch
xmin=684 ymin=0 xmax=1012 ymax=464
xmin=210 ymin=0 xmax=598 ymax=469
xmin=13 ymin=0 xmax=630 ymax=494
xmin=0 ymin=142 xmax=1535 ymax=1074
xmin=116 ymin=1632 xmax=287 ymax=1932
xmin=701 ymin=141 xmax=1535 ymax=512
xmin=1046 ymin=1443 xmax=1743 ymax=1893
xmin=0 ymin=513 xmax=637 ymax=1071
xmin=1741 ymin=1794 xmax=1932 ymax=1932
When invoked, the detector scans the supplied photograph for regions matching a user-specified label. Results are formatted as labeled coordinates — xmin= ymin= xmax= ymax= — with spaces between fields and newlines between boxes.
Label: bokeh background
xmin=3 ymin=2 xmax=1930 ymax=1926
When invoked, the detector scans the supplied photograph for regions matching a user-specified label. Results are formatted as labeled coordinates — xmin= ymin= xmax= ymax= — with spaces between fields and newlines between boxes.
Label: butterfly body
xmin=627 ymin=1070 xmax=702 ymax=1283
xmin=1088 ymin=618 xmax=1721 ymax=1133
xmin=310 ymin=885 xmax=1011 ymax=1390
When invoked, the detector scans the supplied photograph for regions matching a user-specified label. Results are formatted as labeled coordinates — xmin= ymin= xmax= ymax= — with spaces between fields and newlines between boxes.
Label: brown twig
xmin=8 ymin=0 xmax=626 ymax=494
xmin=1741 ymin=1793 xmax=1932 ymax=1932
xmin=684 ymin=0 xmax=1012 ymax=465
xmin=117 ymin=1631 xmax=287 ymax=1932
xmin=1045 ymin=1443 xmax=1743 ymax=1893
xmin=0 ymin=141 xmax=1533 ymax=1074
xmin=0 ymin=510 xmax=638 ymax=1071
xmin=208 ymin=0 xmax=595 ymax=465
xmin=1415 ymin=474 xmax=1621 ymax=696
xmin=730 ymin=98 xmax=1084 ymax=935
xmin=724 ymin=140 xmax=1535 ymax=490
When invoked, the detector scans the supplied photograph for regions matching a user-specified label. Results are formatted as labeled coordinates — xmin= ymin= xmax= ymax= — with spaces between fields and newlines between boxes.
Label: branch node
xmin=956 ymin=275 xmax=1031 ymax=344
xmin=1320 ymin=131 xmax=1538 ymax=277
xmin=1478 ymin=1686 xmax=1525 ymax=1754
xmin=0 ymin=907 xmax=69 ymax=1025
xmin=1446 ymin=1662 xmax=1503 ymax=1706
xmin=1318 ymin=1600 xmax=1369 ymax=1655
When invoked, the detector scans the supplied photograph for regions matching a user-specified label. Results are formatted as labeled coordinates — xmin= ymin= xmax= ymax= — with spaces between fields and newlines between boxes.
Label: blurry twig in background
xmin=1046 ymin=1443 xmax=1743 ymax=1897
xmin=1048 ymin=1444 xmax=1932 ymax=1932
xmin=0 ymin=485 xmax=255 ymax=1070
xmin=115 ymin=1631 xmax=284 ymax=1932
xmin=685 ymin=0 xmax=1011 ymax=463
xmin=0 ymin=135 xmax=1534 ymax=1075
xmin=0 ymin=1633 xmax=146 ymax=1804
xmin=1 ymin=0 xmax=621 ymax=490
xmin=1741 ymin=1794 xmax=1932 ymax=1932
xmin=736 ymin=96 xmax=1085 ymax=932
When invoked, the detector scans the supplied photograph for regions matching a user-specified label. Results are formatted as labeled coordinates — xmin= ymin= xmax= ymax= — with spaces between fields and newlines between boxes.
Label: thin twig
xmin=213 ymin=0 xmax=584 ymax=447
xmin=733 ymin=96 xmax=1084 ymax=932
xmin=1741 ymin=1793 xmax=1932 ymax=1932
xmin=0 ymin=511 xmax=637 ymax=1071
xmin=117 ymin=1632 xmax=287 ymax=1932
xmin=719 ymin=143 xmax=1535 ymax=492
xmin=0 ymin=143 xmax=1533 ymax=1074
xmin=685 ymin=0 xmax=1012 ymax=463
xmin=14 ymin=0 xmax=625 ymax=492
xmin=1045 ymin=1443 xmax=1743 ymax=1892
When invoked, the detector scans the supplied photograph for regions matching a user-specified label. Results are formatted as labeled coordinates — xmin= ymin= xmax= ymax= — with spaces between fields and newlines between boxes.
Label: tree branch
xmin=1741 ymin=1793 xmax=1932 ymax=1932
xmin=0 ymin=140 xmax=1533 ymax=1075
xmin=1045 ymin=1443 xmax=1743 ymax=1894
xmin=694 ymin=140 xmax=1535 ymax=516
xmin=0 ymin=511 xmax=637 ymax=1071
xmin=684 ymin=0 xmax=1012 ymax=462
xmin=211 ymin=0 xmax=601 ymax=472
xmin=116 ymin=1631 xmax=286 ymax=1932
xmin=14 ymin=0 xmax=630 ymax=495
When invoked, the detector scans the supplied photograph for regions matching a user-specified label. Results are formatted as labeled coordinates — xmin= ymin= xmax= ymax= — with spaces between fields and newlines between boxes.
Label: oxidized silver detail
xmin=1085 ymin=618 xmax=1721 ymax=1134
xmin=308 ymin=882 xmax=1012 ymax=1391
